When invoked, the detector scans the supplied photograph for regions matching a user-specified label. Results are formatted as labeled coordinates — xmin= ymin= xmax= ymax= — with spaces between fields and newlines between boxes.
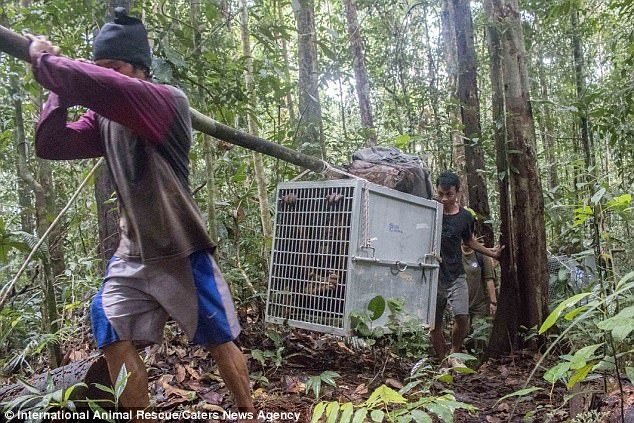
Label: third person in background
xmin=463 ymin=240 xmax=497 ymax=319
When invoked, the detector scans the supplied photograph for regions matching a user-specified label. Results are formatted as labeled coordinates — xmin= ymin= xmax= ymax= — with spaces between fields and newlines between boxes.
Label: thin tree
xmin=190 ymin=0 xmax=218 ymax=242
xmin=450 ymin=0 xmax=494 ymax=246
xmin=343 ymin=0 xmax=377 ymax=146
xmin=441 ymin=0 xmax=468 ymax=203
xmin=239 ymin=0 xmax=273 ymax=245
xmin=293 ymin=0 xmax=325 ymax=158
xmin=10 ymin=72 xmax=62 ymax=368
xmin=571 ymin=8 xmax=602 ymax=278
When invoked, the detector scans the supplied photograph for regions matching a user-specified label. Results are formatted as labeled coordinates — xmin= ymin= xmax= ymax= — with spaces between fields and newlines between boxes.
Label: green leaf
xmin=339 ymin=402 xmax=354 ymax=423
xmin=400 ymin=380 xmax=422 ymax=395
xmin=544 ymin=362 xmax=571 ymax=383
xmin=495 ymin=387 xmax=542 ymax=405
xmin=352 ymin=408 xmax=368 ymax=423
xmin=436 ymin=373 xmax=454 ymax=384
xmin=616 ymin=272 xmax=634 ymax=290
xmin=320 ymin=370 xmax=341 ymax=387
xmin=569 ymin=344 xmax=603 ymax=370
xmin=452 ymin=366 xmax=476 ymax=374
xmin=370 ymin=409 xmax=385 ymax=422
xmin=92 ymin=383 xmax=115 ymax=396
xmin=411 ymin=410 xmax=433 ymax=423
xmin=597 ymin=306 xmax=634 ymax=341
xmin=447 ymin=352 xmax=477 ymax=362
xmin=368 ymin=296 xmax=386 ymax=321
xmin=364 ymin=385 xmax=407 ymax=408
xmin=63 ymin=383 xmax=87 ymax=402
xmin=558 ymin=267 xmax=570 ymax=282
xmin=597 ymin=318 xmax=634 ymax=341
xmin=394 ymin=134 xmax=411 ymax=150
xmin=114 ymin=364 xmax=129 ymax=400
xmin=567 ymin=363 xmax=594 ymax=389
xmin=539 ymin=293 xmax=592 ymax=334
xmin=607 ymin=193 xmax=632 ymax=211
xmin=311 ymin=402 xmax=327 ymax=423
xmin=251 ymin=349 xmax=268 ymax=366
xmin=306 ymin=375 xmax=322 ymax=398
xmin=325 ymin=401 xmax=340 ymax=423
xmin=573 ymin=205 xmax=592 ymax=226
xmin=89 ymin=400 xmax=115 ymax=423
xmin=17 ymin=378 xmax=41 ymax=395
xmin=425 ymin=402 xmax=454 ymax=422
xmin=387 ymin=298 xmax=404 ymax=314
xmin=564 ymin=306 xmax=588 ymax=321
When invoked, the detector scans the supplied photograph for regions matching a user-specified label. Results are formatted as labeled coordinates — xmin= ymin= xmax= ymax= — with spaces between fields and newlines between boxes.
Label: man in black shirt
xmin=431 ymin=171 xmax=503 ymax=367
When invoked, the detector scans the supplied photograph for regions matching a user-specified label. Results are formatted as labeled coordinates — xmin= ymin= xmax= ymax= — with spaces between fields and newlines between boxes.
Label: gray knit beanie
xmin=93 ymin=7 xmax=152 ymax=70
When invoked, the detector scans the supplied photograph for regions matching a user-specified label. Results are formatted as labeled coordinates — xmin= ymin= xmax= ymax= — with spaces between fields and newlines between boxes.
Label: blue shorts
xmin=90 ymin=251 xmax=241 ymax=349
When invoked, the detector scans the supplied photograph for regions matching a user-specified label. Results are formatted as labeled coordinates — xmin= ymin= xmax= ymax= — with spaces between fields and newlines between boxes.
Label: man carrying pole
xmin=27 ymin=9 xmax=255 ymax=421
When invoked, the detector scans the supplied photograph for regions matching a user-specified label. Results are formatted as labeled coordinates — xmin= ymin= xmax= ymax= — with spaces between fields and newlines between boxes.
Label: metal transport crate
xmin=265 ymin=179 xmax=442 ymax=336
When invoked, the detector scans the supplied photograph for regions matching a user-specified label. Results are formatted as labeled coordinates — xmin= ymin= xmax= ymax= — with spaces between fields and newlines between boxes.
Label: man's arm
xmin=26 ymin=37 xmax=103 ymax=160
xmin=35 ymin=93 xmax=103 ymax=160
xmin=466 ymin=235 xmax=504 ymax=260
xmin=32 ymin=54 xmax=176 ymax=144
xmin=30 ymin=42 xmax=177 ymax=145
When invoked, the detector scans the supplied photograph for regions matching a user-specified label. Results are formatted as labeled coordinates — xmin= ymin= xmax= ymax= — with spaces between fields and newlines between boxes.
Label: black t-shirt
xmin=439 ymin=207 xmax=474 ymax=284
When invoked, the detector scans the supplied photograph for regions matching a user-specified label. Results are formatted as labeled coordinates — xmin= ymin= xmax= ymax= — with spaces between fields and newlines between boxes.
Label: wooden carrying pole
xmin=0 ymin=24 xmax=330 ymax=174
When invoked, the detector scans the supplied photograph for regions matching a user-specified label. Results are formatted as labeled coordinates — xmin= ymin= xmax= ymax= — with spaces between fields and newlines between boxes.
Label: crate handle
xmin=395 ymin=261 xmax=408 ymax=272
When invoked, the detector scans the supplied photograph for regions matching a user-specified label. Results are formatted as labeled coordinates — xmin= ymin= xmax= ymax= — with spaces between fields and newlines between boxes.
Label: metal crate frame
xmin=266 ymin=179 xmax=442 ymax=336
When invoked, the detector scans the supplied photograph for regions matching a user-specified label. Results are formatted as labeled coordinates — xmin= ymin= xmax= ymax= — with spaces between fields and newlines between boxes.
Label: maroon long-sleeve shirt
xmin=33 ymin=53 xmax=215 ymax=262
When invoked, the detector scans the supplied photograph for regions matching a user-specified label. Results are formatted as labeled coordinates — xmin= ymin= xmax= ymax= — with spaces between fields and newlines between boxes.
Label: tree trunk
xmin=190 ymin=0 xmax=218 ymax=242
xmin=441 ymin=0 xmax=468 ymax=205
xmin=36 ymin=158 xmax=64 ymax=368
xmin=240 ymin=0 xmax=273 ymax=247
xmin=11 ymin=67 xmax=62 ymax=368
xmin=10 ymin=73 xmax=34 ymax=233
xmin=536 ymin=47 xmax=561 ymax=240
xmin=422 ymin=5 xmax=445 ymax=167
xmin=278 ymin=2 xmax=296 ymax=123
xmin=452 ymin=0 xmax=494 ymax=246
xmin=536 ymin=51 xmax=558 ymax=192
xmin=343 ymin=0 xmax=377 ymax=146
xmin=293 ymin=0 xmax=325 ymax=158
xmin=485 ymin=0 xmax=549 ymax=356
xmin=571 ymin=9 xmax=602 ymax=280
xmin=571 ymin=10 xmax=594 ymax=173
xmin=94 ymin=164 xmax=119 ymax=267
xmin=485 ymin=1 xmax=520 ymax=355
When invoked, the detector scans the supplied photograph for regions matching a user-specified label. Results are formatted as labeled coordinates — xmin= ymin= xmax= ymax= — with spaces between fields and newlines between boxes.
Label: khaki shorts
xmin=90 ymin=251 xmax=241 ymax=348
xmin=434 ymin=274 xmax=469 ymax=327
